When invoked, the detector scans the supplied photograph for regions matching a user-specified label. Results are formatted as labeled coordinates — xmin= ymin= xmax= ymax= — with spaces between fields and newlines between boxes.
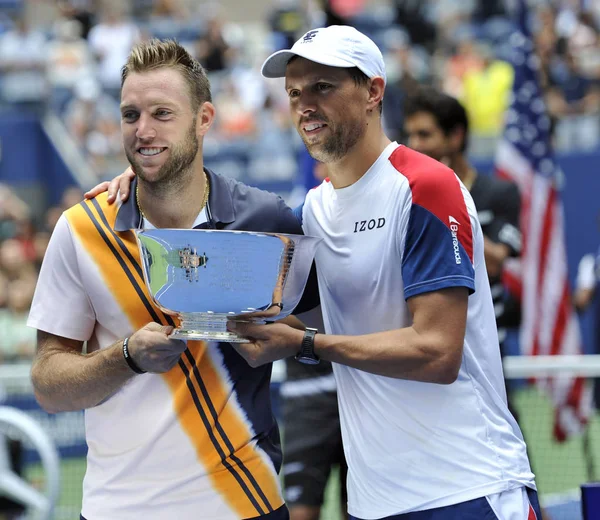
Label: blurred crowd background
xmin=0 ymin=0 xmax=598 ymax=366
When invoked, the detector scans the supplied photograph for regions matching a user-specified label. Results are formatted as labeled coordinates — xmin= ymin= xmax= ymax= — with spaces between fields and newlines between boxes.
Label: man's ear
xmin=367 ymin=76 xmax=385 ymax=112
xmin=196 ymin=101 xmax=216 ymax=137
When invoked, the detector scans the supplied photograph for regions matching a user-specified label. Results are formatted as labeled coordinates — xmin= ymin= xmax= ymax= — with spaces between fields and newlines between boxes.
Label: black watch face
xmin=297 ymin=355 xmax=320 ymax=365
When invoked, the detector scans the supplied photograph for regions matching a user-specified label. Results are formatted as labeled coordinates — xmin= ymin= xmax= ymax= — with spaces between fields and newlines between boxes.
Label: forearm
xmin=314 ymin=327 xmax=461 ymax=384
xmin=31 ymin=339 xmax=135 ymax=413
xmin=279 ymin=315 xmax=306 ymax=331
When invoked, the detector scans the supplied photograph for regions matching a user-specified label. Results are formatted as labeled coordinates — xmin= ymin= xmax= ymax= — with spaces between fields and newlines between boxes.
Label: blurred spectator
xmin=61 ymin=186 xmax=85 ymax=209
xmin=442 ymin=39 xmax=485 ymax=99
xmin=32 ymin=231 xmax=50 ymax=270
xmin=381 ymin=29 xmax=423 ymax=143
xmin=0 ymin=239 xmax=36 ymax=282
xmin=251 ymin=93 xmax=296 ymax=152
xmin=47 ymin=18 xmax=95 ymax=113
xmin=196 ymin=13 xmax=230 ymax=73
xmin=568 ymin=12 xmax=598 ymax=52
xmin=0 ymin=278 xmax=37 ymax=363
xmin=63 ymin=76 xmax=122 ymax=177
xmin=12 ymin=218 xmax=37 ymax=264
xmin=546 ymin=50 xmax=600 ymax=151
xmin=432 ymin=0 xmax=475 ymax=49
xmin=535 ymin=7 xmax=560 ymax=92
xmin=570 ymin=12 xmax=600 ymax=81
xmin=85 ymin=114 xmax=125 ymax=178
xmin=472 ymin=0 xmax=506 ymax=22
xmin=226 ymin=42 xmax=269 ymax=114
xmin=212 ymin=76 xmax=256 ymax=142
xmin=269 ymin=0 xmax=309 ymax=50
xmin=574 ymin=247 xmax=600 ymax=416
xmin=574 ymin=251 xmax=598 ymax=313
xmin=64 ymin=76 xmax=102 ymax=144
xmin=57 ymin=0 xmax=97 ymax=40
xmin=88 ymin=0 xmax=140 ymax=98
xmin=0 ymin=185 xmax=30 ymax=241
xmin=461 ymin=42 xmax=514 ymax=156
xmin=325 ymin=0 xmax=365 ymax=24
xmin=392 ymin=0 xmax=436 ymax=51
xmin=147 ymin=0 xmax=195 ymax=43
xmin=150 ymin=0 xmax=190 ymax=21
xmin=44 ymin=206 xmax=64 ymax=233
xmin=0 ymin=14 xmax=47 ymax=112
xmin=41 ymin=187 xmax=84 ymax=237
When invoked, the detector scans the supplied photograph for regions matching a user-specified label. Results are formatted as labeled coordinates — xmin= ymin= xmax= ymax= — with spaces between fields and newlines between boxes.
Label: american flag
xmin=495 ymin=0 xmax=593 ymax=441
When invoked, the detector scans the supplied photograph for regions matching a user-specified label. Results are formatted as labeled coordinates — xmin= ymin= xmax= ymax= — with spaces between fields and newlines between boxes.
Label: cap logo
xmin=301 ymin=30 xmax=319 ymax=43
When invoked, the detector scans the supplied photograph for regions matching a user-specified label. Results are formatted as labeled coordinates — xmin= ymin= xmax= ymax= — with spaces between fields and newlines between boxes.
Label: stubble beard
xmin=126 ymin=121 xmax=199 ymax=196
xmin=302 ymin=117 xmax=366 ymax=163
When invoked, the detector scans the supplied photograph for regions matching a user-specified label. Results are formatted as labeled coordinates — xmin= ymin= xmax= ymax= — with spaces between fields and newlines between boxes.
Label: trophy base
xmin=170 ymin=314 xmax=260 ymax=343
xmin=170 ymin=328 xmax=250 ymax=343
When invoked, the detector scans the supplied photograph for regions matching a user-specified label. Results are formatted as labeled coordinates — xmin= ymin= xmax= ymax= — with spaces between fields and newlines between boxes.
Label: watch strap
xmin=296 ymin=327 xmax=319 ymax=363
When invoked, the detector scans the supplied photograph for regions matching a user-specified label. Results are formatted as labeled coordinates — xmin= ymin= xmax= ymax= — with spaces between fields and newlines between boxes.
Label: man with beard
xmin=27 ymin=39 xmax=314 ymax=520
xmin=229 ymin=26 xmax=541 ymax=519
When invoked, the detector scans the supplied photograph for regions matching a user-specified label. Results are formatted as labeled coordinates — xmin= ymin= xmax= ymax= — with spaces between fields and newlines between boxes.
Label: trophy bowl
xmin=135 ymin=229 xmax=322 ymax=342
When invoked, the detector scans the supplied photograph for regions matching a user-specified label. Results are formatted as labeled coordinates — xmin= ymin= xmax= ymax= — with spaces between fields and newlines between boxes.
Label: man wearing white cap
xmin=231 ymin=26 xmax=542 ymax=520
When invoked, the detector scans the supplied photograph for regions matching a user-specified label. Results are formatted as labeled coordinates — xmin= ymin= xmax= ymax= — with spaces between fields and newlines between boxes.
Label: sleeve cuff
xmin=404 ymin=276 xmax=476 ymax=300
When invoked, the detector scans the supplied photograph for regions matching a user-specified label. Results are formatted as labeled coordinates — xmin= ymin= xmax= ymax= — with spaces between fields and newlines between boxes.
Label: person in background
xmin=460 ymin=42 xmax=514 ymax=157
xmin=403 ymin=87 xmax=522 ymax=360
xmin=88 ymin=0 xmax=140 ymax=99
xmin=574 ymin=246 xmax=600 ymax=470
xmin=0 ymin=14 xmax=47 ymax=112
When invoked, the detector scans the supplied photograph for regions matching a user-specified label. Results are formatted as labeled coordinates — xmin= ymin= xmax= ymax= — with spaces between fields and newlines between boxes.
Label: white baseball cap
xmin=261 ymin=25 xmax=386 ymax=84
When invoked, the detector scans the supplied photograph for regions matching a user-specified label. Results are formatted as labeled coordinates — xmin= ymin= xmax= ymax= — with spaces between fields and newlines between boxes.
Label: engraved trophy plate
xmin=135 ymin=229 xmax=322 ymax=342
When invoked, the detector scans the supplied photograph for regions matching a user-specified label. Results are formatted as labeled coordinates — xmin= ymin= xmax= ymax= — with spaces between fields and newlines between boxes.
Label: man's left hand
xmin=227 ymin=321 xmax=304 ymax=367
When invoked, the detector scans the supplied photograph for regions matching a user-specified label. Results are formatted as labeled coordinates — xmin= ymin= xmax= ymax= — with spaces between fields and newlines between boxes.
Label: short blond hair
xmin=121 ymin=39 xmax=212 ymax=109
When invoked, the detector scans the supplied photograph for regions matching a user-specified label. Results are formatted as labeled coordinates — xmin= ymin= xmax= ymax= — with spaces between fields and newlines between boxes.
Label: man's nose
xmin=135 ymin=114 xmax=156 ymax=141
xmin=295 ymin=92 xmax=317 ymax=116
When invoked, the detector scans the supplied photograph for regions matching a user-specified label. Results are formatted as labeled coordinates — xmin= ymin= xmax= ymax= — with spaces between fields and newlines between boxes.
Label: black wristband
xmin=122 ymin=337 xmax=146 ymax=374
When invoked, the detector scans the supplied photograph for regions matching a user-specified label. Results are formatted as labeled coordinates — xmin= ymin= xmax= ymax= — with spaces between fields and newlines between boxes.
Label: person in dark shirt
xmin=196 ymin=15 xmax=230 ymax=72
xmin=403 ymin=86 xmax=522 ymax=363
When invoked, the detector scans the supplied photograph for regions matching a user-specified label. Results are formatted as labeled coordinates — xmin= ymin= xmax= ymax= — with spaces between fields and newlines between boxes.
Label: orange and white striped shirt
xmin=29 ymin=170 xmax=309 ymax=519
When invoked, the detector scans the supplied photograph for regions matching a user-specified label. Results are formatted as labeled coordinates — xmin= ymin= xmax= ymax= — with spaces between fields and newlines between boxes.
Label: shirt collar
xmin=114 ymin=167 xmax=236 ymax=232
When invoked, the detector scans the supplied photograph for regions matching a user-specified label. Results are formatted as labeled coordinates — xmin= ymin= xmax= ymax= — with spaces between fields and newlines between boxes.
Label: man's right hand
xmin=127 ymin=323 xmax=188 ymax=373
xmin=84 ymin=167 xmax=136 ymax=204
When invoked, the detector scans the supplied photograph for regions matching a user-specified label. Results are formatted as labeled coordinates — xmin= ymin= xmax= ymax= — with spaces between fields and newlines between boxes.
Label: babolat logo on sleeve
xmin=449 ymin=216 xmax=462 ymax=265
xmin=302 ymin=30 xmax=319 ymax=43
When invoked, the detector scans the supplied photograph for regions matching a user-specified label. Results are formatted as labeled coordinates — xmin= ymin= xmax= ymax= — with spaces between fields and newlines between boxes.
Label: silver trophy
xmin=135 ymin=229 xmax=322 ymax=342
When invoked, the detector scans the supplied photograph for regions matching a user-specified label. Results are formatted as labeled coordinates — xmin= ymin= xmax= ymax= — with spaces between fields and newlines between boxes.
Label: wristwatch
xmin=295 ymin=327 xmax=320 ymax=365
